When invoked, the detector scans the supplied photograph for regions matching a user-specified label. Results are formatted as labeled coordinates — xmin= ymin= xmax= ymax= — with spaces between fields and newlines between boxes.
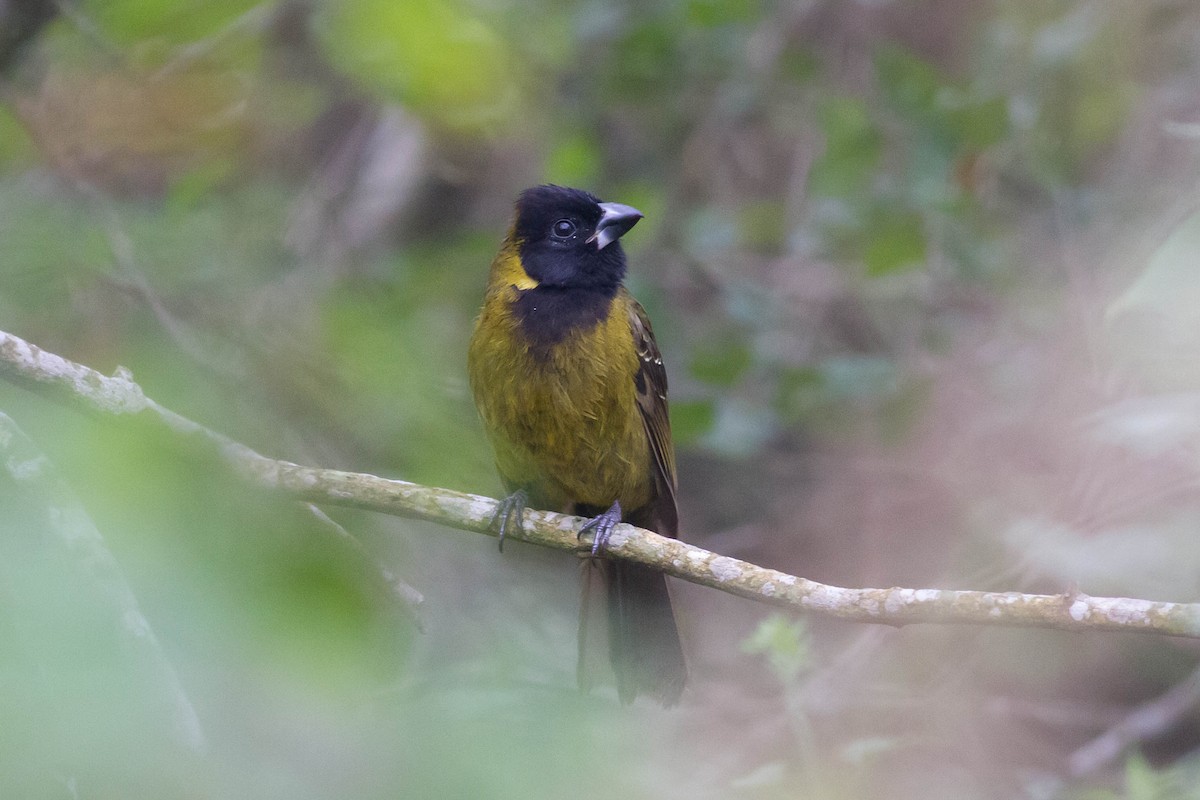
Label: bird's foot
xmin=578 ymin=501 xmax=622 ymax=557
xmin=492 ymin=489 xmax=528 ymax=553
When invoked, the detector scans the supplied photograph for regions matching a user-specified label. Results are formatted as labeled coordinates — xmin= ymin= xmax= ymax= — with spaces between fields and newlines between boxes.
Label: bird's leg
xmin=578 ymin=501 xmax=622 ymax=557
xmin=491 ymin=489 xmax=528 ymax=553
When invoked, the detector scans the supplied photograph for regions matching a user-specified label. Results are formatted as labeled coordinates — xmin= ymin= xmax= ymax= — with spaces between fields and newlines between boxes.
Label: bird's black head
xmin=513 ymin=185 xmax=643 ymax=291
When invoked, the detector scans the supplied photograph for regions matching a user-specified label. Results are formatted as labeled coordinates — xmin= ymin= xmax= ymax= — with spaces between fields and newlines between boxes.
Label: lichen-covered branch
xmin=3 ymin=327 xmax=1200 ymax=638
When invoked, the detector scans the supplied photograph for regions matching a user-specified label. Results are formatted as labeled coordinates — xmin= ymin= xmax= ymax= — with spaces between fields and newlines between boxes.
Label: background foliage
xmin=3 ymin=1 xmax=1200 ymax=797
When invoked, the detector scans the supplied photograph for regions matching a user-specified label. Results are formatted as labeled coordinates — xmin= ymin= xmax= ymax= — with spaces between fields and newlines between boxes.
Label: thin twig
xmin=1066 ymin=664 xmax=1200 ymax=777
xmin=303 ymin=503 xmax=426 ymax=631
xmin=2 ymin=327 xmax=1200 ymax=638
xmin=0 ymin=410 xmax=207 ymax=754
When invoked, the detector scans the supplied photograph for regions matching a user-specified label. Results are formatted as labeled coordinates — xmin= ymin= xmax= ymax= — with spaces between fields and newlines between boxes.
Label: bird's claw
xmin=492 ymin=489 xmax=528 ymax=553
xmin=578 ymin=501 xmax=622 ymax=558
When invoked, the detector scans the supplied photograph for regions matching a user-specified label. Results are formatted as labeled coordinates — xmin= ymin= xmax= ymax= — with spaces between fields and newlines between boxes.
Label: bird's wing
xmin=626 ymin=295 xmax=679 ymax=537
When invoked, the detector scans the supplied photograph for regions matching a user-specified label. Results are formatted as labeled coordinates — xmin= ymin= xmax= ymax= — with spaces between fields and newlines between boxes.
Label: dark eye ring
xmin=551 ymin=219 xmax=576 ymax=238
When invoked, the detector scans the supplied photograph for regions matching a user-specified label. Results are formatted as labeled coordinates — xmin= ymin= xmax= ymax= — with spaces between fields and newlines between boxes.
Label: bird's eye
xmin=551 ymin=219 xmax=576 ymax=239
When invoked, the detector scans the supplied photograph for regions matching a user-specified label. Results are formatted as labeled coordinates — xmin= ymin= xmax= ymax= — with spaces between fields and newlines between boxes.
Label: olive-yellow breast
xmin=469 ymin=240 xmax=652 ymax=513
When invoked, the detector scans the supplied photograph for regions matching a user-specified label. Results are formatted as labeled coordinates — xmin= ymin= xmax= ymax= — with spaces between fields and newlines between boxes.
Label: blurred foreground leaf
xmin=742 ymin=613 xmax=811 ymax=685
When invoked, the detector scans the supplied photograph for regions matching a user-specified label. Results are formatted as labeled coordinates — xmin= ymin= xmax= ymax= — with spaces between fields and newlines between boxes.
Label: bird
xmin=467 ymin=184 xmax=686 ymax=705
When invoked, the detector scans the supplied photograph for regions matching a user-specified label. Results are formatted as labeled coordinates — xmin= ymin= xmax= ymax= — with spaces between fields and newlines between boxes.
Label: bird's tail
xmin=575 ymin=501 xmax=687 ymax=705
xmin=605 ymin=560 xmax=687 ymax=705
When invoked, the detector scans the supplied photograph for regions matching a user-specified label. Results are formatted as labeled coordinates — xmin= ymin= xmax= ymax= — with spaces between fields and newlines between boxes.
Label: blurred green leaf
xmin=611 ymin=19 xmax=676 ymax=98
xmin=164 ymin=158 xmax=237 ymax=212
xmin=0 ymin=185 xmax=109 ymax=314
xmin=686 ymin=0 xmax=760 ymax=27
xmin=875 ymin=47 xmax=941 ymax=120
xmin=863 ymin=210 xmax=926 ymax=275
xmin=317 ymin=0 xmax=519 ymax=129
xmin=779 ymin=44 xmax=820 ymax=84
xmin=1125 ymin=754 xmax=1158 ymax=800
xmin=670 ymin=399 xmax=716 ymax=445
xmin=323 ymin=277 xmax=485 ymax=489
xmin=775 ymin=358 xmax=903 ymax=430
xmin=0 ymin=107 xmax=34 ymax=164
xmin=775 ymin=366 xmax=824 ymax=424
xmin=945 ymin=95 xmax=1009 ymax=149
xmin=877 ymin=45 xmax=1009 ymax=152
xmin=742 ymin=614 xmax=811 ymax=684
xmin=689 ymin=335 xmax=752 ymax=387
xmin=1074 ymin=79 xmax=1136 ymax=150
xmin=809 ymin=97 xmax=882 ymax=196
xmin=546 ymin=133 xmax=601 ymax=187
xmin=85 ymin=0 xmax=259 ymax=48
